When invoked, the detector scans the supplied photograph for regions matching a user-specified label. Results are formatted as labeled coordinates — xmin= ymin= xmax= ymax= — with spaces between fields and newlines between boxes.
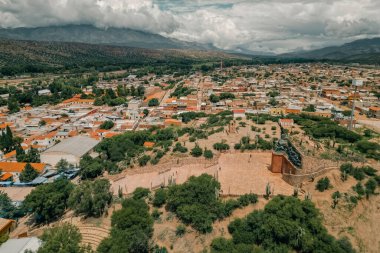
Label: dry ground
xmin=301 ymin=169 xmax=380 ymax=253
xmin=110 ymin=152 xmax=293 ymax=196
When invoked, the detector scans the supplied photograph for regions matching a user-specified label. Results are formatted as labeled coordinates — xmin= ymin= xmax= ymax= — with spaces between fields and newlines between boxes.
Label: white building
xmin=41 ymin=136 xmax=100 ymax=167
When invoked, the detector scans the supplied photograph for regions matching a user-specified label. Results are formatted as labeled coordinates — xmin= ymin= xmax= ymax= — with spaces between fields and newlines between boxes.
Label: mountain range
xmin=281 ymin=38 xmax=380 ymax=64
xmin=0 ymin=25 xmax=216 ymax=51
xmin=0 ymin=25 xmax=379 ymax=76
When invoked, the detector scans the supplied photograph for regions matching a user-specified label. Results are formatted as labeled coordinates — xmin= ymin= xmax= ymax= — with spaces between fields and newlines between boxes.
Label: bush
xmin=173 ymin=142 xmax=188 ymax=153
xmin=133 ymin=187 xmax=150 ymax=200
xmin=365 ymin=178 xmax=377 ymax=196
xmin=213 ymin=142 xmax=230 ymax=151
xmin=191 ymin=145 xmax=203 ymax=157
xmin=353 ymin=183 xmax=365 ymax=196
xmin=214 ymin=196 xmax=355 ymax=253
xmin=152 ymin=209 xmax=161 ymax=220
xmin=153 ymin=188 xmax=167 ymax=208
xmin=316 ymin=177 xmax=330 ymax=192
xmin=237 ymin=194 xmax=258 ymax=207
xmin=175 ymin=225 xmax=186 ymax=237
xmin=138 ymin=155 xmax=151 ymax=166
xmin=362 ymin=166 xmax=377 ymax=176
xmin=204 ymin=149 xmax=214 ymax=159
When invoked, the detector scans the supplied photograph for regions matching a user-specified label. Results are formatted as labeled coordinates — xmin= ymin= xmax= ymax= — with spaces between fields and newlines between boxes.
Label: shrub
xmin=352 ymin=183 xmax=365 ymax=196
xmin=133 ymin=187 xmax=150 ymax=200
xmin=213 ymin=142 xmax=230 ymax=151
xmin=153 ymin=188 xmax=167 ymax=208
xmin=237 ymin=194 xmax=258 ymax=207
xmin=138 ymin=155 xmax=151 ymax=166
xmin=191 ymin=145 xmax=203 ymax=157
xmin=365 ymin=178 xmax=377 ymax=197
xmin=316 ymin=177 xmax=330 ymax=192
xmin=362 ymin=166 xmax=377 ymax=176
xmin=175 ymin=225 xmax=186 ymax=237
xmin=214 ymin=196 xmax=355 ymax=253
xmin=152 ymin=209 xmax=161 ymax=220
xmin=204 ymin=149 xmax=214 ymax=159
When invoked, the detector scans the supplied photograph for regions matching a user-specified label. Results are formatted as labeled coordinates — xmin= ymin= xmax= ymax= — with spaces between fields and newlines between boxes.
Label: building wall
xmin=270 ymin=152 xmax=297 ymax=174
xmin=40 ymin=153 xmax=79 ymax=167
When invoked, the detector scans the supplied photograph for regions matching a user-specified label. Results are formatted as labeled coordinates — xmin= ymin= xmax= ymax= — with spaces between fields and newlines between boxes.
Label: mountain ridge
xmin=0 ymin=24 xmax=217 ymax=51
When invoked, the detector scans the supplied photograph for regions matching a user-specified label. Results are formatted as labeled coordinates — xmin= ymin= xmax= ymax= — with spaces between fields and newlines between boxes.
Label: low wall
xmin=282 ymin=166 xmax=338 ymax=185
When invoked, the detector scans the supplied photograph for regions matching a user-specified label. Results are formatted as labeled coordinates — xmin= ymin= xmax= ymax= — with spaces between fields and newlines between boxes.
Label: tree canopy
xmin=37 ymin=223 xmax=92 ymax=253
xmin=19 ymin=163 xmax=39 ymax=183
xmin=212 ymin=195 xmax=355 ymax=253
xmin=97 ymin=198 xmax=153 ymax=253
xmin=68 ymin=179 xmax=112 ymax=218
xmin=23 ymin=179 xmax=74 ymax=224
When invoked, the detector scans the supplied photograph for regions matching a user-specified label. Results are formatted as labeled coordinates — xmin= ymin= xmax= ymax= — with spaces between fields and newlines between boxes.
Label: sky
xmin=0 ymin=0 xmax=380 ymax=53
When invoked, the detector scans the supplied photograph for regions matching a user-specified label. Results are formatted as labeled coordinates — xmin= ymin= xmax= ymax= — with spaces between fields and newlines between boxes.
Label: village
xmin=0 ymin=63 xmax=379 ymax=252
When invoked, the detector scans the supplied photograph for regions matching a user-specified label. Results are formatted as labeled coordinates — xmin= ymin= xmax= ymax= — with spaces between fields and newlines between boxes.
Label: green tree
xmin=68 ymin=179 xmax=112 ymax=217
xmin=214 ymin=196 xmax=355 ymax=253
xmin=97 ymin=198 xmax=153 ymax=253
xmin=19 ymin=163 xmax=39 ymax=182
xmin=148 ymin=98 xmax=159 ymax=107
xmin=204 ymin=149 xmax=214 ymax=159
xmin=0 ymin=191 xmax=19 ymax=219
xmin=37 ymin=223 xmax=92 ymax=253
xmin=316 ymin=177 xmax=331 ymax=192
xmin=7 ymin=97 xmax=20 ymax=114
xmin=191 ymin=144 xmax=203 ymax=157
xmin=23 ymin=179 xmax=74 ymax=224
xmin=100 ymin=120 xmax=114 ymax=130
xmin=210 ymin=94 xmax=220 ymax=103
xmin=153 ymin=188 xmax=167 ymax=207
xmin=56 ymin=158 xmax=70 ymax=173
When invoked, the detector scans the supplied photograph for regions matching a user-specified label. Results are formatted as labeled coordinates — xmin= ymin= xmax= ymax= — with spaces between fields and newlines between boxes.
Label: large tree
xmin=37 ymin=223 xmax=92 ymax=253
xmin=212 ymin=195 xmax=355 ymax=253
xmin=68 ymin=179 xmax=112 ymax=217
xmin=97 ymin=198 xmax=153 ymax=253
xmin=19 ymin=163 xmax=39 ymax=182
xmin=23 ymin=179 xmax=74 ymax=224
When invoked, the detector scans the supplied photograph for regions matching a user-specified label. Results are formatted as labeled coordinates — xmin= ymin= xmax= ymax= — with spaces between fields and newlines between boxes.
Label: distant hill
xmin=0 ymin=25 xmax=216 ymax=51
xmin=281 ymin=38 xmax=380 ymax=64
xmin=0 ymin=39 xmax=247 ymax=75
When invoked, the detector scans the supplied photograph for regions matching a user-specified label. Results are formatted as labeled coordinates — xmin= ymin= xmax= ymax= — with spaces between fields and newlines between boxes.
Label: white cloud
xmin=0 ymin=0 xmax=380 ymax=53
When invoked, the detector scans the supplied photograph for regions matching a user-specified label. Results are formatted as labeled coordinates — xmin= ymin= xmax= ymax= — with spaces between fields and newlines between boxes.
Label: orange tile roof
xmin=369 ymin=106 xmax=380 ymax=111
xmin=104 ymin=132 xmax=120 ymax=138
xmin=0 ymin=162 xmax=46 ymax=173
xmin=143 ymin=141 xmax=155 ymax=148
xmin=233 ymin=109 xmax=246 ymax=113
xmin=0 ymin=172 xmax=13 ymax=181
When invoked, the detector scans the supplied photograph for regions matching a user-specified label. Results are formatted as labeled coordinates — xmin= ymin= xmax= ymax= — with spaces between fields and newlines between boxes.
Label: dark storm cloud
xmin=0 ymin=0 xmax=379 ymax=53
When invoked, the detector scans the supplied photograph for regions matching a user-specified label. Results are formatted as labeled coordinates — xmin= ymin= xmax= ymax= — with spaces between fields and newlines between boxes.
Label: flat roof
xmin=42 ymin=136 xmax=100 ymax=158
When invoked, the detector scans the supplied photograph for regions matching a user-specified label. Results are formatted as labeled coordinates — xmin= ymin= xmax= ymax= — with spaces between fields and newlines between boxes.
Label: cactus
xmin=265 ymin=182 xmax=271 ymax=199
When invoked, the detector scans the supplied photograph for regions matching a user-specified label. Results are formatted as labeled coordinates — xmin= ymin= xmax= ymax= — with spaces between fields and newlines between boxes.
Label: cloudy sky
xmin=1 ymin=0 xmax=380 ymax=53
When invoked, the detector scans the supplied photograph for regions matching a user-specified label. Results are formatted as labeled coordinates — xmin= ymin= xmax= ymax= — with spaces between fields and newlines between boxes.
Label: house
xmin=0 ymin=162 xmax=47 ymax=178
xmin=285 ymin=106 xmax=302 ymax=115
xmin=0 ymin=218 xmax=16 ymax=237
xmin=279 ymin=118 xmax=294 ymax=127
xmin=37 ymin=89 xmax=51 ymax=96
xmin=143 ymin=142 xmax=155 ymax=148
xmin=41 ymin=136 xmax=100 ymax=167
xmin=368 ymin=106 xmax=380 ymax=118
xmin=232 ymin=109 xmax=246 ymax=118
xmin=0 ymin=237 xmax=42 ymax=253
